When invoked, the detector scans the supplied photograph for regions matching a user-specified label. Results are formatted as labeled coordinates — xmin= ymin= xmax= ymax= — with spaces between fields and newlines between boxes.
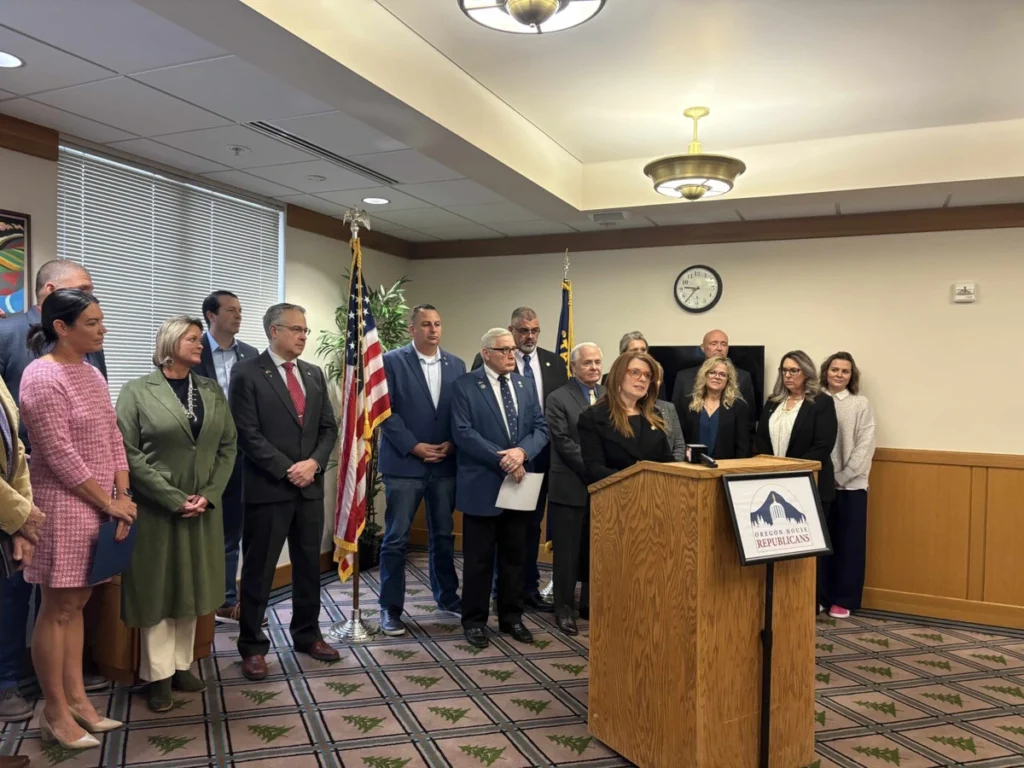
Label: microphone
xmin=698 ymin=453 xmax=718 ymax=469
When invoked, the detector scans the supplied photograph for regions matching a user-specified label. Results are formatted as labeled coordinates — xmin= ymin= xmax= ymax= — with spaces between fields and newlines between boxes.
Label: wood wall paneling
xmin=0 ymin=115 xmax=59 ymax=161
xmin=982 ymin=468 xmax=1024 ymax=606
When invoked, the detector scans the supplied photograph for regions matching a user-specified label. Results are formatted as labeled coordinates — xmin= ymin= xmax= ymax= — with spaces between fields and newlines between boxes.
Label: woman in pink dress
xmin=19 ymin=289 xmax=137 ymax=751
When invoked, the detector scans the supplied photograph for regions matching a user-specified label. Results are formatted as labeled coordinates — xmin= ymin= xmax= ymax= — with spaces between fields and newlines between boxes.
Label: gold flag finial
xmin=562 ymin=248 xmax=570 ymax=280
xmin=344 ymin=208 xmax=371 ymax=241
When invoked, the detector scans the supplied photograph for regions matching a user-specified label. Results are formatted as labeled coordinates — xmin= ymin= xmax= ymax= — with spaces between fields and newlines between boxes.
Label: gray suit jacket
xmin=546 ymin=379 xmax=604 ymax=507
xmin=656 ymin=400 xmax=687 ymax=462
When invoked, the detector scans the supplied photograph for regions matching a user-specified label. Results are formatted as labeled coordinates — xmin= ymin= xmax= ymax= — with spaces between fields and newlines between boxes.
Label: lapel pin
xmin=545 ymin=361 xmax=550 ymax=367
xmin=517 ymin=381 xmax=523 ymax=388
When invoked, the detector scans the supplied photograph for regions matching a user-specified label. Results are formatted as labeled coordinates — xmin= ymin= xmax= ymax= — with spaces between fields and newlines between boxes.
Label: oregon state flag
xmin=556 ymin=279 xmax=573 ymax=377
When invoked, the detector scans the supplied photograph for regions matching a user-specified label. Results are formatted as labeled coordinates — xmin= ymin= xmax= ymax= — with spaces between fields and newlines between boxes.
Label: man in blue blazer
xmin=378 ymin=304 xmax=466 ymax=636
xmin=452 ymin=328 xmax=549 ymax=649
xmin=193 ymin=290 xmax=259 ymax=624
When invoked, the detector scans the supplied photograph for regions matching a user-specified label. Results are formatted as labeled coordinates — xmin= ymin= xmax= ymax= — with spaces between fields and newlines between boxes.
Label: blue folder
xmin=87 ymin=520 xmax=137 ymax=585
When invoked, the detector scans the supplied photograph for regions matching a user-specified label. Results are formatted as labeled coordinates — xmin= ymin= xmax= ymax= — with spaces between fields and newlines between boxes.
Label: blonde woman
xmin=680 ymin=356 xmax=750 ymax=460
xmin=116 ymin=316 xmax=237 ymax=712
xmin=817 ymin=352 xmax=875 ymax=619
xmin=578 ymin=351 xmax=674 ymax=484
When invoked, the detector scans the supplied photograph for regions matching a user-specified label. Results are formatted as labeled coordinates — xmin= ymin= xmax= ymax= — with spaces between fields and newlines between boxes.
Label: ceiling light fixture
xmin=306 ymin=174 xmax=327 ymax=182
xmin=643 ymin=107 xmax=746 ymax=202
xmin=362 ymin=197 xmax=390 ymax=205
xmin=0 ymin=52 xmax=25 ymax=69
xmin=226 ymin=145 xmax=250 ymax=157
xmin=459 ymin=0 xmax=605 ymax=34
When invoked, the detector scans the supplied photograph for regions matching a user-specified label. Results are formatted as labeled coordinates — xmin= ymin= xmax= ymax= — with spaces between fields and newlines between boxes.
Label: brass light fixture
xmin=643 ymin=107 xmax=746 ymax=201
xmin=459 ymin=0 xmax=605 ymax=34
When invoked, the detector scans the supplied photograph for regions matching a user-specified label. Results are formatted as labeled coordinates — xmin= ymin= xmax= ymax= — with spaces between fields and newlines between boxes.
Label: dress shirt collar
xmin=267 ymin=349 xmax=297 ymax=369
xmin=207 ymin=330 xmax=237 ymax=353
xmin=414 ymin=345 xmax=441 ymax=365
xmin=832 ymin=388 xmax=851 ymax=401
xmin=483 ymin=364 xmax=509 ymax=387
xmin=575 ymin=377 xmax=598 ymax=399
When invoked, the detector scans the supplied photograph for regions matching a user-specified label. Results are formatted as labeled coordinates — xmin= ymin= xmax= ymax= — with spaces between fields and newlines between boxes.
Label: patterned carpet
xmin=2 ymin=551 xmax=1024 ymax=767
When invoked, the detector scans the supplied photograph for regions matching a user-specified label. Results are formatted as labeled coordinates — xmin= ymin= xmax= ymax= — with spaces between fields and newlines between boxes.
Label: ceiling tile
xmin=0 ymin=98 xmax=135 ymax=143
xmin=133 ymin=56 xmax=333 ymax=123
xmin=0 ymin=0 xmax=227 ymax=73
xmin=276 ymin=194 xmax=347 ymax=217
xmin=316 ymin=186 xmax=434 ymax=212
xmin=390 ymin=229 xmax=439 ymax=242
xmin=151 ymin=125 xmax=315 ymax=169
xmin=492 ymin=221 xmax=576 ymax=236
xmin=0 ymin=90 xmax=15 ymax=100
xmin=444 ymin=202 xmax=541 ymax=225
xmin=643 ymin=205 xmax=740 ymax=226
xmin=271 ymin=111 xmax=406 ymax=157
xmin=33 ymin=77 xmax=230 ymax=136
xmin=566 ymin=217 xmax=657 ymax=231
xmin=354 ymin=150 xmax=463 ymax=184
xmin=246 ymin=160 xmax=379 ymax=193
xmin=735 ymin=200 xmax=836 ymax=220
xmin=200 ymin=170 xmax=302 ymax=198
xmin=0 ymin=27 xmax=115 ymax=95
xmin=376 ymin=207 xmax=472 ymax=229
xmin=363 ymin=218 xmax=408 ymax=234
xmin=947 ymin=178 xmax=1024 ymax=207
xmin=417 ymin=223 xmax=505 ymax=240
xmin=395 ymin=179 xmax=505 ymax=207
xmin=106 ymin=138 xmax=230 ymax=174
xmin=836 ymin=186 xmax=950 ymax=215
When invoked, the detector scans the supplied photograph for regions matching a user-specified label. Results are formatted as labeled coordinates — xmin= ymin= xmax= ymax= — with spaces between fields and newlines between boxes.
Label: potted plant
xmin=317 ymin=275 xmax=410 ymax=572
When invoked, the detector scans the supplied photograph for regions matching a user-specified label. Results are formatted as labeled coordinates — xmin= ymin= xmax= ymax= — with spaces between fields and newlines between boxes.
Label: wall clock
xmin=674 ymin=265 xmax=722 ymax=313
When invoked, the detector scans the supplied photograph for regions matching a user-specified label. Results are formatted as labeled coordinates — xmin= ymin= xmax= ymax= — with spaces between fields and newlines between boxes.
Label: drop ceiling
xmin=1 ymin=0 xmax=1023 ymax=247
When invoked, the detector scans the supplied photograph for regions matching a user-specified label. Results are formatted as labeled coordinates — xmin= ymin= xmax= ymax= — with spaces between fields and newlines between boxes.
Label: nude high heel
xmin=38 ymin=711 xmax=101 ymax=749
xmin=69 ymin=706 xmax=123 ymax=733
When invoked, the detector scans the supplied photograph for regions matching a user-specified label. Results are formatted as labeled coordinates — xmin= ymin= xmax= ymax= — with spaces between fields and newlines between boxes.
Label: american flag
xmin=333 ymin=242 xmax=391 ymax=581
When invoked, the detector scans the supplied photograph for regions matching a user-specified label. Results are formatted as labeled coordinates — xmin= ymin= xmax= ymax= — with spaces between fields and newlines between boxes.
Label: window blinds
xmin=57 ymin=145 xmax=282 ymax=402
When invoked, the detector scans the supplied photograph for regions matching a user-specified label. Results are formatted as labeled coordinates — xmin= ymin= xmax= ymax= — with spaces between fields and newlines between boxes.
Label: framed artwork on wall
xmin=0 ymin=210 xmax=31 ymax=314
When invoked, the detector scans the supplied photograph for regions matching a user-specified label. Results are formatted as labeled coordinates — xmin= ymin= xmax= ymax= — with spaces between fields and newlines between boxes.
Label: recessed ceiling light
xmin=0 ymin=52 xmax=25 ymax=69
xmin=226 ymin=145 xmax=250 ymax=156
xmin=306 ymin=174 xmax=327 ymax=182
xmin=362 ymin=197 xmax=390 ymax=205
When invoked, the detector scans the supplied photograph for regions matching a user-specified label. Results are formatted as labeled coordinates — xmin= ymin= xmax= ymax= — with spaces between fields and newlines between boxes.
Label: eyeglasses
xmin=706 ymin=371 xmax=728 ymax=380
xmin=275 ymin=324 xmax=310 ymax=335
xmin=487 ymin=347 xmax=517 ymax=356
xmin=625 ymin=368 xmax=653 ymax=382
xmin=780 ymin=367 xmax=803 ymax=377
xmin=513 ymin=327 xmax=541 ymax=337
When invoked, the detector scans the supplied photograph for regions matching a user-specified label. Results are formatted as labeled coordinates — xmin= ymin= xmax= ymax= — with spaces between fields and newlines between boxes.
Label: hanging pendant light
xmin=459 ymin=0 xmax=605 ymax=34
xmin=643 ymin=107 xmax=746 ymax=201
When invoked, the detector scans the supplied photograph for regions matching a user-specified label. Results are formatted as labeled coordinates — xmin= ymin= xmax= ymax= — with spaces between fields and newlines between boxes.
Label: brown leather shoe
xmin=240 ymin=655 xmax=268 ymax=681
xmin=0 ymin=756 xmax=30 ymax=768
xmin=297 ymin=639 xmax=339 ymax=662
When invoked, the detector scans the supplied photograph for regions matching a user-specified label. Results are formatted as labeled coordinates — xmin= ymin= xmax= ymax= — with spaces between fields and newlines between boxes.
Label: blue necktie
xmin=522 ymin=354 xmax=534 ymax=379
xmin=499 ymin=375 xmax=519 ymax=442
xmin=0 ymin=404 xmax=13 ymax=478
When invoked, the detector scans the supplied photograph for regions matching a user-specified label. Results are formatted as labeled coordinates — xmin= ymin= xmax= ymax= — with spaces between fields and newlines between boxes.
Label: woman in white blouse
xmin=817 ymin=352 xmax=875 ymax=619
xmin=755 ymin=350 xmax=838 ymax=613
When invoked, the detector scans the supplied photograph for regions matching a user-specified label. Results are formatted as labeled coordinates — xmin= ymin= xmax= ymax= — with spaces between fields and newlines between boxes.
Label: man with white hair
xmin=544 ymin=342 xmax=604 ymax=635
xmin=453 ymin=328 xmax=550 ymax=648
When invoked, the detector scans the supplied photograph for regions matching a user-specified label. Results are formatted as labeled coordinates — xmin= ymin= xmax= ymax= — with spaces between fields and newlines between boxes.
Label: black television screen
xmin=648 ymin=344 xmax=766 ymax=419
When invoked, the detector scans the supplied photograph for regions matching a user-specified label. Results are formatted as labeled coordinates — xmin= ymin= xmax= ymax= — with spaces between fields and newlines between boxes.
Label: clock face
xmin=674 ymin=265 xmax=722 ymax=313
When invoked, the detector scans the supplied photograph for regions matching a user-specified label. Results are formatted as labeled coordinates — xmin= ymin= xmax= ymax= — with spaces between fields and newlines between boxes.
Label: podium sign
xmin=723 ymin=471 xmax=832 ymax=565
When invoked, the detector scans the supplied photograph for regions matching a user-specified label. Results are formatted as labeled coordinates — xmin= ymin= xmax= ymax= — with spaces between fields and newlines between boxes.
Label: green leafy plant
xmin=853 ymin=699 xmax=898 ymax=717
xmin=247 ymin=724 xmax=294 ymax=743
xmin=928 ymin=734 xmax=976 ymax=754
xmin=240 ymin=689 xmax=280 ymax=706
xmin=922 ymin=692 xmax=963 ymax=707
xmin=148 ymin=735 xmax=196 ymax=756
xmin=362 ymin=758 xmax=412 ymax=768
xmin=342 ymin=714 xmax=386 ymax=734
xmin=512 ymin=698 xmax=551 ymax=715
xmin=548 ymin=734 xmax=593 ymax=755
xmin=459 ymin=745 xmax=506 ymax=766
xmin=428 ymin=706 xmax=470 ymax=724
xmin=317 ymin=275 xmax=411 ymax=540
xmin=325 ymin=680 xmax=363 ymax=697
xmin=852 ymin=745 xmax=901 ymax=765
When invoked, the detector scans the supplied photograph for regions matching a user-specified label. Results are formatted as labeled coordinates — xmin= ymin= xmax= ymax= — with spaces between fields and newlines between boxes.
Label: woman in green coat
xmin=116 ymin=315 xmax=237 ymax=712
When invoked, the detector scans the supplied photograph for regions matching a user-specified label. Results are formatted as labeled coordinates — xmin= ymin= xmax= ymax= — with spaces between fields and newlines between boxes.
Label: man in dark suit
xmin=454 ymin=328 xmax=549 ymax=648
xmin=671 ymin=329 xmax=756 ymax=421
xmin=377 ymin=304 xmax=466 ymax=636
xmin=471 ymin=307 xmax=567 ymax=610
xmin=193 ymin=290 xmax=259 ymax=624
xmin=229 ymin=303 xmax=339 ymax=679
xmin=545 ymin=342 xmax=604 ymax=635
xmin=0 ymin=260 xmax=108 ymax=723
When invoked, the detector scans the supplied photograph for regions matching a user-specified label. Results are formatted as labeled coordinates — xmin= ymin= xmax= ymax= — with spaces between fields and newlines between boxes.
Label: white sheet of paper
xmin=495 ymin=472 xmax=544 ymax=511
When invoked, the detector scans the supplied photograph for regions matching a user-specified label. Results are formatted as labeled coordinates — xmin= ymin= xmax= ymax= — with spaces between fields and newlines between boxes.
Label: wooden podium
xmin=587 ymin=457 xmax=818 ymax=768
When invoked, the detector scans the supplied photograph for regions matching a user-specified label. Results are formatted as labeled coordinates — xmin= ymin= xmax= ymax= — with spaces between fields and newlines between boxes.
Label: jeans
xmin=0 ymin=570 xmax=33 ymax=688
xmin=378 ymin=475 xmax=459 ymax=614
xmin=222 ymin=459 xmax=245 ymax=606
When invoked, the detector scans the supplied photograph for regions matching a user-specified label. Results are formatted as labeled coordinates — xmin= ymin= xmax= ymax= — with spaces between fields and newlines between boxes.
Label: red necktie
xmin=282 ymin=362 xmax=306 ymax=424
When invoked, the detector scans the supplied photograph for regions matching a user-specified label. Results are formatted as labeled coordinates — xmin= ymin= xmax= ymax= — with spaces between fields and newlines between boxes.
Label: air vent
xmin=246 ymin=122 xmax=399 ymax=187
xmin=588 ymin=210 xmax=632 ymax=226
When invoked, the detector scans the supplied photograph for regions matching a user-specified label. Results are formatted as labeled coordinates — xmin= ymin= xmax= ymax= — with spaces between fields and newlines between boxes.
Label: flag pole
xmin=327 ymin=208 xmax=380 ymax=644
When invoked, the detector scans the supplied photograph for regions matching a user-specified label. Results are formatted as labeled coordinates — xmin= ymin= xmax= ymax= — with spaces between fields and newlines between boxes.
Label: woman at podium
xmin=679 ymin=356 xmax=750 ymax=460
xmin=578 ymin=351 xmax=674 ymax=483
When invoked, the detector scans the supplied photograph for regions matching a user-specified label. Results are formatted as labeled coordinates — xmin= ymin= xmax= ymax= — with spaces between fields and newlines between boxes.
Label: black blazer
xmin=545 ymin=379 xmax=605 ymax=507
xmin=755 ymin=395 xmax=838 ymax=503
xmin=680 ymin=396 xmax=751 ymax=460
xmin=194 ymin=332 xmax=259 ymax=386
xmin=577 ymin=401 xmax=674 ymax=485
xmin=472 ymin=346 xmax=568 ymax=472
xmin=672 ymin=365 xmax=756 ymax=425
xmin=228 ymin=351 xmax=338 ymax=505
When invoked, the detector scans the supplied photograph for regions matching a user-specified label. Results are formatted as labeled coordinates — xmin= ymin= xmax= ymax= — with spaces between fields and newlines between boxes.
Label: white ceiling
xmin=376 ymin=0 xmax=1024 ymax=164
xmin=2 ymin=0 xmax=1024 ymax=245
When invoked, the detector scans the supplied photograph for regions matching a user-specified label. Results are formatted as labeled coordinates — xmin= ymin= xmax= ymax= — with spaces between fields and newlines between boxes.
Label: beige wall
xmin=0 ymin=147 xmax=57 ymax=300
xmin=401 ymin=228 xmax=1024 ymax=454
